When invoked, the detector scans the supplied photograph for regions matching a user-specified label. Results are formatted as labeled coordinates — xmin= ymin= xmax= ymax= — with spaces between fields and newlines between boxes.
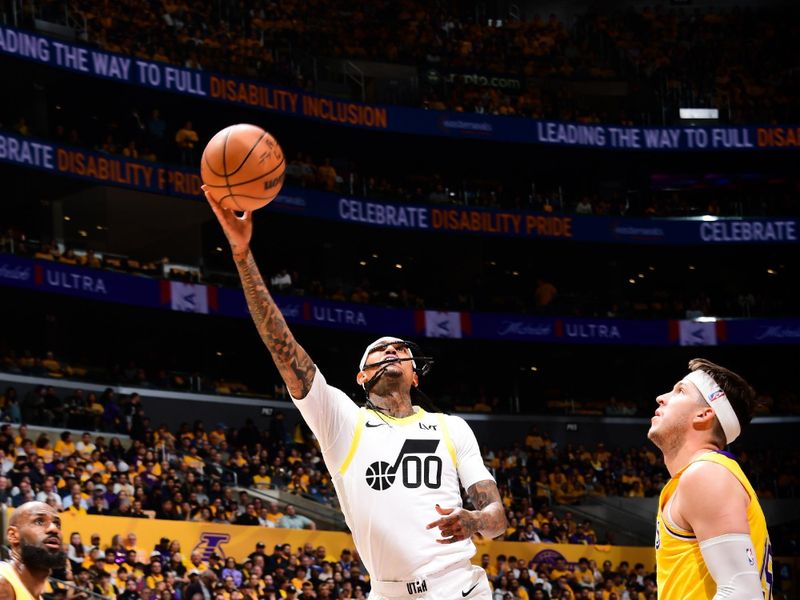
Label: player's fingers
xmin=203 ymin=189 xmax=221 ymax=213
xmin=201 ymin=184 xmax=216 ymax=204
xmin=435 ymin=534 xmax=464 ymax=544
xmin=440 ymin=521 xmax=465 ymax=536
xmin=203 ymin=189 xmax=235 ymax=227
xmin=438 ymin=519 xmax=466 ymax=534
xmin=435 ymin=504 xmax=455 ymax=516
xmin=426 ymin=512 xmax=461 ymax=529
xmin=426 ymin=517 xmax=449 ymax=530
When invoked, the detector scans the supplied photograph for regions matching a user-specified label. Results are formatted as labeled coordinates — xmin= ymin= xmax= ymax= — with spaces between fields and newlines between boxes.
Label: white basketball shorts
xmin=368 ymin=561 xmax=492 ymax=600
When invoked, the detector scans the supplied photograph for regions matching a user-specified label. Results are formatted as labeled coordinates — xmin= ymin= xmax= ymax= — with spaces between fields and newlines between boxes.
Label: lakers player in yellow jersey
xmin=0 ymin=501 xmax=66 ymax=600
xmin=648 ymin=359 xmax=771 ymax=600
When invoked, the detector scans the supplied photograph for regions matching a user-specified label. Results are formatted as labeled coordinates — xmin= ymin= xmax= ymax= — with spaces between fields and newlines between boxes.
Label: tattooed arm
xmin=204 ymin=188 xmax=316 ymax=398
xmin=426 ymin=480 xmax=507 ymax=543
xmin=466 ymin=479 xmax=508 ymax=539
xmin=233 ymin=249 xmax=316 ymax=398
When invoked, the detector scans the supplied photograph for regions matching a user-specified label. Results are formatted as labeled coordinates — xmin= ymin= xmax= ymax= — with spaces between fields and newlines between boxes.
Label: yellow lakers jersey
xmin=0 ymin=560 xmax=39 ymax=600
xmin=655 ymin=451 xmax=772 ymax=599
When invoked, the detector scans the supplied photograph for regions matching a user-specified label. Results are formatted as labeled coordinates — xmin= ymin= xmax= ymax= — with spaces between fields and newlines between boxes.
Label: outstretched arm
xmin=426 ymin=479 xmax=507 ymax=543
xmin=233 ymin=249 xmax=316 ymax=398
xmin=204 ymin=187 xmax=316 ymax=398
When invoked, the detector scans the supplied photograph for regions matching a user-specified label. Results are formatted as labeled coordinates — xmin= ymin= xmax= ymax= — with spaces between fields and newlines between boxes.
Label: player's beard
xmin=20 ymin=539 xmax=66 ymax=570
xmin=368 ymin=364 xmax=406 ymax=395
xmin=647 ymin=417 xmax=685 ymax=456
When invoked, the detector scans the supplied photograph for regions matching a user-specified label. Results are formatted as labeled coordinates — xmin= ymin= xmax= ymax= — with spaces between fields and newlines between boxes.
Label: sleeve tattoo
xmin=467 ymin=480 xmax=508 ymax=539
xmin=234 ymin=250 xmax=316 ymax=398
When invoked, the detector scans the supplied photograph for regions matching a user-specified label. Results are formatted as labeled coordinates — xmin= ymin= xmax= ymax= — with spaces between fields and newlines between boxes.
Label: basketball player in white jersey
xmin=205 ymin=188 xmax=507 ymax=599
xmin=0 ymin=501 xmax=66 ymax=600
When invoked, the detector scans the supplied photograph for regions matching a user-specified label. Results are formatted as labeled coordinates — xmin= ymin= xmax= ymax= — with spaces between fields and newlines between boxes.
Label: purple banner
xmin=2 ymin=254 xmax=799 ymax=346
xmin=1 ymin=25 xmax=799 ymax=152
xmin=723 ymin=319 xmax=800 ymax=345
xmin=216 ymin=287 xmax=416 ymax=336
xmin=1 ymin=129 xmax=798 ymax=246
xmin=0 ymin=255 xmax=162 ymax=307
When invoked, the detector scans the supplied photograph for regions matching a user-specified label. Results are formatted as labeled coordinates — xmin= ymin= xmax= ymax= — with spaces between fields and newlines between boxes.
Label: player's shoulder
xmin=0 ymin=575 xmax=15 ymax=600
xmin=679 ymin=457 xmax=747 ymax=500
xmin=440 ymin=412 xmax=469 ymax=429
xmin=439 ymin=413 xmax=479 ymax=439
xmin=683 ymin=453 xmax=737 ymax=479
xmin=298 ymin=367 xmax=352 ymax=402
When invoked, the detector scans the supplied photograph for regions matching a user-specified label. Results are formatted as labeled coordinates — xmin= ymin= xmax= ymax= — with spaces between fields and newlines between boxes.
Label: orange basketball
xmin=200 ymin=124 xmax=285 ymax=211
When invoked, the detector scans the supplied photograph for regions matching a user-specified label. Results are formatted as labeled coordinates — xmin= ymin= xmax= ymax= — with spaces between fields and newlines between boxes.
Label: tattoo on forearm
xmin=467 ymin=480 xmax=508 ymax=539
xmin=234 ymin=251 xmax=316 ymax=397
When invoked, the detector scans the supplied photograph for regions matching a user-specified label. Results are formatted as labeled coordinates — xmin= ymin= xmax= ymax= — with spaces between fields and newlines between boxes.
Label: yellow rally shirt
xmin=655 ymin=451 xmax=772 ymax=599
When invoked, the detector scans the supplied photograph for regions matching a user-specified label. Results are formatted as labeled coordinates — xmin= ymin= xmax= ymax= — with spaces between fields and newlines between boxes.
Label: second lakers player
xmin=648 ymin=358 xmax=772 ymax=600
xmin=0 ymin=501 xmax=66 ymax=600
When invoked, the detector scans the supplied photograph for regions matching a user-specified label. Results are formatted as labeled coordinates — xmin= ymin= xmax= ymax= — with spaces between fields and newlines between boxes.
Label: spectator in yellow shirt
xmin=35 ymin=435 xmax=54 ymax=464
xmin=88 ymin=450 xmax=107 ymax=475
xmin=145 ymin=558 xmax=166 ymax=589
xmin=81 ymin=547 xmax=103 ymax=571
xmin=598 ymin=578 xmax=616 ymax=600
xmin=185 ymin=550 xmax=208 ymax=574
xmin=98 ymin=552 xmax=120 ymax=577
xmin=54 ymin=431 xmax=77 ymax=457
xmin=264 ymin=501 xmax=283 ymax=525
xmin=182 ymin=446 xmax=205 ymax=472
xmin=610 ymin=573 xmax=626 ymax=597
xmin=93 ymin=571 xmax=118 ymax=598
xmin=88 ymin=392 xmax=104 ymax=416
xmin=287 ymin=467 xmax=310 ymax=494
xmin=175 ymin=121 xmax=199 ymax=165
xmin=553 ymin=577 xmax=575 ymax=600
xmin=573 ymin=558 xmax=595 ymax=590
xmin=208 ymin=424 xmax=226 ymax=446
xmin=64 ymin=491 xmax=88 ymax=515
xmin=154 ymin=424 xmax=177 ymax=448
xmin=13 ymin=424 xmax=28 ymax=447
xmin=290 ymin=566 xmax=308 ymax=591
xmin=548 ymin=558 xmax=573 ymax=582
xmin=229 ymin=450 xmax=248 ymax=468
xmin=252 ymin=465 xmax=272 ymax=491
xmin=509 ymin=578 xmax=529 ymax=600
xmin=76 ymin=432 xmax=96 ymax=460
xmin=548 ymin=468 xmax=567 ymax=493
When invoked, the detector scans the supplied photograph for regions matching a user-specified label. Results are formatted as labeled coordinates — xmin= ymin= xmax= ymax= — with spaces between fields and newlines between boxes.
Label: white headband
xmin=359 ymin=337 xmax=415 ymax=371
xmin=683 ymin=370 xmax=741 ymax=445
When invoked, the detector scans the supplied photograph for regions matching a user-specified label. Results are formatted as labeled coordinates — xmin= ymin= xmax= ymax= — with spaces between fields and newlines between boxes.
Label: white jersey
xmin=291 ymin=368 xmax=494 ymax=581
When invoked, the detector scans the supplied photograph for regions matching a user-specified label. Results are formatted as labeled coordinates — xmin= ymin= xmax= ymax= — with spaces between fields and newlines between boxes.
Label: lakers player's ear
xmin=356 ymin=371 xmax=367 ymax=386
xmin=6 ymin=525 xmax=18 ymax=545
xmin=412 ymin=372 xmax=419 ymax=388
xmin=693 ymin=405 xmax=716 ymax=428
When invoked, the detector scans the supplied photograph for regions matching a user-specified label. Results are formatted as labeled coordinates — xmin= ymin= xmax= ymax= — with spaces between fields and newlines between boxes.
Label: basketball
xmin=200 ymin=123 xmax=286 ymax=211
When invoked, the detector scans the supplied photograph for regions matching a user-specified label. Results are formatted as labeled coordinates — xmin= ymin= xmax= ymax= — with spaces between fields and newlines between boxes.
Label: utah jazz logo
xmin=365 ymin=439 xmax=442 ymax=491
xmin=192 ymin=533 xmax=231 ymax=561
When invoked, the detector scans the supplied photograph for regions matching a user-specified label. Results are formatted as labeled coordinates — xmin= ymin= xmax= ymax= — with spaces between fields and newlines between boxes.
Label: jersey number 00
xmin=365 ymin=439 xmax=443 ymax=491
